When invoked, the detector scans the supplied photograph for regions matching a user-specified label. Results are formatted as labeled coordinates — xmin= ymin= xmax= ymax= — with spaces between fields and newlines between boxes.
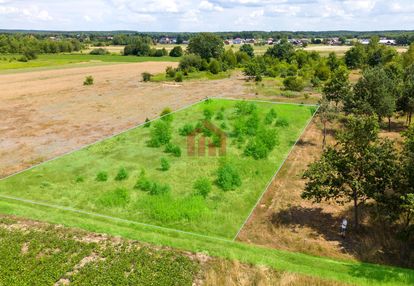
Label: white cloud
xmin=199 ymin=1 xmax=223 ymax=12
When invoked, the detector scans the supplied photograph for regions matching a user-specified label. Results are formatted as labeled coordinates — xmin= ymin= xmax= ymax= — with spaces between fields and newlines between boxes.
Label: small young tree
xmin=209 ymin=59 xmax=221 ymax=74
xmin=193 ymin=177 xmax=212 ymax=198
xmin=142 ymin=72 xmax=152 ymax=82
xmin=169 ymin=46 xmax=183 ymax=57
xmin=83 ymin=76 xmax=94 ymax=85
xmin=160 ymin=157 xmax=170 ymax=171
xmin=216 ymin=162 xmax=242 ymax=191
xmin=323 ymin=66 xmax=351 ymax=107
xmin=239 ymin=44 xmax=254 ymax=58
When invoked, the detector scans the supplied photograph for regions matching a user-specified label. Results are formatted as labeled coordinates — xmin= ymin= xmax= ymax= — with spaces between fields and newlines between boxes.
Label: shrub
xmin=169 ymin=46 xmax=183 ymax=57
xmin=245 ymin=112 xmax=260 ymax=136
xmin=275 ymin=118 xmax=289 ymax=127
xmin=23 ymin=49 xmax=37 ymax=60
xmin=142 ymin=72 xmax=152 ymax=82
xmin=212 ymin=134 xmax=222 ymax=147
xmin=134 ymin=170 xmax=152 ymax=191
xmin=216 ymin=162 xmax=242 ymax=191
xmin=160 ymin=107 xmax=173 ymax=122
xmin=256 ymin=128 xmax=279 ymax=151
xmin=179 ymin=123 xmax=195 ymax=136
xmin=283 ymin=76 xmax=304 ymax=91
xmin=244 ymin=139 xmax=269 ymax=159
xmin=160 ymin=157 xmax=170 ymax=171
xmin=179 ymin=54 xmax=202 ymax=71
xmin=148 ymin=120 xmax=172 ymax=147
xmin=193 ymin=177 xmax=212 ymax=198
xmin=90 ymin=48 xmax=109 ymax=55
xmin=166 ymin=66 xmax=176 ymax=78
xmin=220 ymin=122 xmax=227 ymax=130
xmin=164 ymin=143 xmax=181 ymax=157
xmin=264 ymin=108 xmax=278 ymax=125
xmin=17 ymin=55 xmax=28 ymax=62
xmin=115 ymin=167 xmax=128 ymax=181
xmin=75 ymin=176 xmax=84 ymax=183
xmin=175 ymin=71 xmax=183 ymax=82
xmin=203 ymin=108 xmax=213 ymax=120
xmin=83 ymin=76 xmax=94 ymax=86
xmin=96 ymin=171 xmax=108 ymax=182
xmin=209 ymin=59 xmax=221 ymax=74
xmin=149 ymin=182 xmax=171 ymax=196
xmin=235 ymin=101 xmax=257 ymax=115
xmin=144 ymin=118 xmax=151 ymax=128
xmin=215 ymin=110 xmax=224 ymax=120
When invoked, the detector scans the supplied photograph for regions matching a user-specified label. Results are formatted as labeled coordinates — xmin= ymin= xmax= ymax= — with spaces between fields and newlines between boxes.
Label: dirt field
xmin=0 ymin=62 xmax=248 ymax=178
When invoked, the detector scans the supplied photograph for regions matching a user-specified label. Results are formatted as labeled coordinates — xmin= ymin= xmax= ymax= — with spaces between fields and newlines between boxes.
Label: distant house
xmin=224 ymin=40 xmax=231 ymax=45
xmin=267 ymin=38 xmax=274 ymax=45
xmin=359 ymin=39 xmax=370 ymax=45
xmin=379 ymin=38 xmax=396 ymax=45
xmin=232 ymin=38 xmax=243 ymax=45
xmin=159 ymin=37 xmax=177 ymax=44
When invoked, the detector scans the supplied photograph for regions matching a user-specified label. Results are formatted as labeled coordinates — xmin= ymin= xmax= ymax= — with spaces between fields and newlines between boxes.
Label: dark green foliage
xmin=134 ymin=170 xmax=152 ymax=191
xmin=245 ymin=112 xmax=260 ymax=136
xmin=264 ymin=108 xmax=278 ymax=125
xmin=142 ymin=72 xmax=152 ymax=82
xmin=235 ymin=101 xmax=257 ymax=115
xmin=215 ymin=110 xmax=224 ymax=120
xmin=90 ymin=48 xmax=109 ymax=55
xmin=134 ymin=171 xmax=171 ymax=195
xmin=96 ymin=171 xmax=108 ymax=182
xmin=164 ymin=143 xmax=182 ymax=157
xmin=314 ymin=65 xmax=330 ymax=81
xmin=169 ymin=46 xmax=183 ymax=57
xmin=179 ymin=123 xmax=195 ymax=136
xmin=178 ymin=54 xmax=202 ymax=71
xmin=323 ymin=66 xmax=351 ymax=106
xmin=160 ymin=158 xmax=170 ymax=171
xmin=283 ymin=76 xmax=305 ymax=92
xmin=222 ymin=49 xmax=237 ymax=68
xmin=75 ymin=176 xmax=84 ymax=183
xmin=240 ymin=44 xmax=254 ymax=58
xmin=149 ymin=183 xmax=171 ymax=196
xmin=99 ymin=188 xmax=130 ymax=207
xmin=275 ymin=118 xmax=289 ymax=127
xmin=124 ymin=40 xmax=151 ymax=56
xmin=243 ymin=57 xmax=266 ymax=81
xmin=166 ymin=66 xmax=176 ymax=78
xmin=148 ymin=120 xmax=172 ymax=147
xmin=160 ymin=107 xmax=173 ymax=121
xmin=244 ymin=128 xmax=279 ymax=159
xmin=187 ymin=33 xmax=224 ymax=59
xmin=144 ymin=118 xmax=151 ymax=128
xmin=209 ymin=59 xmax=221 ymax=74
xmin=216 ymin=162 xmax=242 ymax=191
xmin=115 ymin=167 xmax=128 ymax=181
xmin=83 ymin=76 xmax=94 ymax=86
xmin=265 ymin=39 xmax=295 ymax=62
xmin=203 ymin=108 xmax=213 ymax=120
xmin=212 ymin=134 xmax=222 ymax=147
xmin=175 ymin=71 xmax=183 ymax=82
xmin=193 ymin=177 xmax=212 ymax=198
xmin=345 ymin=43 xmax=367 ymax=69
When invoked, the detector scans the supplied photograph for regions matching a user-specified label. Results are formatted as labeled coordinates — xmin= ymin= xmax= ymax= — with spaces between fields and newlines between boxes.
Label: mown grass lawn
xmin=0 ymin=99 xmax=315 ymax=239
xmin=0 ymin=53 xmax=180 ymax=71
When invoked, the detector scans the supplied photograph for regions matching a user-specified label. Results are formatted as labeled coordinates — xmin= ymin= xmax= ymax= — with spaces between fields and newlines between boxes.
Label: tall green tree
xmin=323 ymin=66 xmax=351 ymax=107
xmin=265 ymin=39 xmax=295 ymax=62
xmin=187 ymin=33 xmax=224 ymax=60
xmin=239 ymin=44 xmax=254 ymax=58
xmin=399 ymin=64 xmax=414 ymax=125
xmin=302 ymin=116 xmax=398 ymax=228
xmin=345 ymin=43 xmax=366 ymax=69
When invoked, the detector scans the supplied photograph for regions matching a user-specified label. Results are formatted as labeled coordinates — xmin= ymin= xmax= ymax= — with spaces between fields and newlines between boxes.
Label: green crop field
xmin=0 ymin=53 xmax=180 ymax=72
xmin=2 ymin=98 xmax=414 ymax=285
xmin=0 ymin=99 xmax=315 ymax=239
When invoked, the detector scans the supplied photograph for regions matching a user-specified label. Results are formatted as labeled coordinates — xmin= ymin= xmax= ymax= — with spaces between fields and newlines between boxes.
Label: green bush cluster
xmin=283 ymin=76 xmax=305 ymax=91
xmin=90 ymin=48 xmax=109 ymax=55
xmin=193 ymin=177 xmax=212 ymax=198
xmin=83 ymin=76 xmax=94 ymax=86
xmin=96 ymin=171 xmax=108 ymax=182
xmin=216 ymin=162 xmax=242 ymax=191
xmin=115 ymin=167 xmax=128 ymax=181
xmin=264 ymin=108 xmax=278 ymax=125
xmin=135 ymin=171 xmax=171 ymax=196
xmin=164 ymin=143 xmax=182 ymax=157
xmin=148 ymin=121 xmax=172 ymax=147
xmin=160 ymin=158 xmax=170 ymax=171
xmin=99 ymin=188 xmax=130 ymax=207
xmin=244 ymin=128 xmax=279 ymax=159
xmin=179 ymin=123 xmax=195 ymax=136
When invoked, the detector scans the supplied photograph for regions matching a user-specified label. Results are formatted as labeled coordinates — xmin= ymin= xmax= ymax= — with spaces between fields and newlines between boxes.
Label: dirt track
xmin=0 ymin=62 xmax=247 ymax=178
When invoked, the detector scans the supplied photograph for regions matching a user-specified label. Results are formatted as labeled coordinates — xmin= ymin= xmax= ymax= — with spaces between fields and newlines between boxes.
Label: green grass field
xmin=1 ymin=98 xmax=413 ymax=285
xmin=0 ymin=53 xmax=180 ymax=72
xmin=0 ymin=99 xmax=314 ymax=239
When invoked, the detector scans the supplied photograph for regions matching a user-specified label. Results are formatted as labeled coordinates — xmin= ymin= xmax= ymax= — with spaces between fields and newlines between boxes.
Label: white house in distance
xmin=359 ymin=38 xmax=396 ymax=45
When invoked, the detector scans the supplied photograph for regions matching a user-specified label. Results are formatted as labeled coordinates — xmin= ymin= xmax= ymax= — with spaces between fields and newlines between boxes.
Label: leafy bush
xmin=17 ymin=55 xmax=28 ymax=62
xmin=83 ymin=76 xmax=94 ymax=86
xmin=175 ymin=71 xmax=183 ymax=82
xmin=160 ymin=158 xmax=170 ymax=171
xmin=134 ymin=171 xmax=171 ymax=195
xmin=115 ymin=167 xmax=128 ymax=181
xmin=75 ymin=176 xmax=84 ymax=183
xmin=178 ymin=123 xmax=195 ymax=136
xmin=90 ymin=48 xmax=109 ymax=55
xmin=257 ymin=128 xmax=279 ymax=151
xmin=264 ymin=108 xmax=278 ymax=124
xmin=166 ymin=66 xmax=176 ymax=78
xmin=148 ymin=120 xmax=172 ymax=147
xmin=215 ymin=110 xmax=224 ymax=120
xmin=160 ymin=107 xmax=173 ymax=122
xmin=142 ymin=72 xmax=152 ymax=82
xmin=164 ymin=143 xmax=181 ymax=157
xmin=209 ymin=59 xmax=221 ymax=74
xmin=203 ymin=108 xmax=213 ymax=120
xmin=96 ymin=171 xmax=108 ymax=182
xmin=179 ymin=54 xmax=202 ymax=71
xmin=193 ymin=177 xmax=212 ymax=198
xmin=149 ymin=182 xmax=171 ymax=196
xmin=134 ymin=170 xmax=152 ymax=191
xmin=235 ymin=101 xmax=257 ymax=115
xmin=144 ymin=118 xmax=151 ymax=128
xmin=283 ymin=76 xmax=305 ymax=92
xmin=244 ymin=139 xmax=269 ymax=159
xmin=99 ymin=188 xmax=130 ymax=207
xmin=245 ymin=112 xmax=260 ymax=136
xmin=216 ymin=162 xmax=242 ymax=191
xmin=275 ymin=118 xmax=289 ymax=127
xmin=169 ymin=46 xmax=183 ymax=57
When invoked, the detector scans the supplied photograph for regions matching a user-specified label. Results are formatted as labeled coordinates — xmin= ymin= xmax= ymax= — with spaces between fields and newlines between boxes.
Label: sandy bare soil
xmin=0 ymin=62 xmax=247 ymax=178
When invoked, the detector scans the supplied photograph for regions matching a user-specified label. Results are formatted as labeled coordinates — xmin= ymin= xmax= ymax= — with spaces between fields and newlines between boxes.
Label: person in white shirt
xmin=340 ymin=218 xmax=348 ymax=238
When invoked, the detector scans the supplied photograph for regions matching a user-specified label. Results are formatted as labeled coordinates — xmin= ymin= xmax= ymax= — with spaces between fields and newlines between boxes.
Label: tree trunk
xmin=353 ymin=190 xmax=359 ymax=229
xmin=388 ymin=117 xmax=391 ymax=132
xmin=323 ymin=121 xmax=327 ymax=149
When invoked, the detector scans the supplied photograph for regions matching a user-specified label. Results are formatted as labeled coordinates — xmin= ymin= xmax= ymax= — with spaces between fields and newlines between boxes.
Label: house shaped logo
xmin=187 ymin=121 xmax=226 ymax=157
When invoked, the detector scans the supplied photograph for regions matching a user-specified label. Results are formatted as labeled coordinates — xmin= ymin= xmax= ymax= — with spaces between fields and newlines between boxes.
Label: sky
xmin=1 ymin=0 xmax=414 ymax=32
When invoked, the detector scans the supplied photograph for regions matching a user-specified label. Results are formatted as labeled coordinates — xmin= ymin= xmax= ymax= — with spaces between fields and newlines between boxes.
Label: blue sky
xmin=0 ymin=0 xmax=414 ymax=31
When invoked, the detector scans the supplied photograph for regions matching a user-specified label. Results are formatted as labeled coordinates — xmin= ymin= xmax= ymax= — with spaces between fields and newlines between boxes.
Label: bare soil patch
xmin=0 ymin=63 xmax=247 ymax=178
